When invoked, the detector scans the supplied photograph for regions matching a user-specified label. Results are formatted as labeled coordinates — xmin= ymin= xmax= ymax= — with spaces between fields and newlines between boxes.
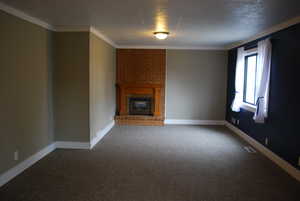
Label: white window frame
xmin=241 ymin=48 xmax=258 ymax=113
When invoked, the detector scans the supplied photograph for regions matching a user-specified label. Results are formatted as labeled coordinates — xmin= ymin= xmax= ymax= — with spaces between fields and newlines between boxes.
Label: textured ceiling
xmin=1 ymin=0 xmax=300 ymax=48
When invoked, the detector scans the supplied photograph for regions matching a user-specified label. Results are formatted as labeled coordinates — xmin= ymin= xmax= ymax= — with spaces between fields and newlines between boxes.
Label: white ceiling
xmin=1 ymin=0 xmax=300 ymax=49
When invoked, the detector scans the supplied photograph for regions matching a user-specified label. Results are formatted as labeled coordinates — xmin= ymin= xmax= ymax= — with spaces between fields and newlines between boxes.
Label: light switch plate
xmin=231 ymin=117 xmax=236 ymax=124
xmin=265 ymin=138 xmax=269 ymax=146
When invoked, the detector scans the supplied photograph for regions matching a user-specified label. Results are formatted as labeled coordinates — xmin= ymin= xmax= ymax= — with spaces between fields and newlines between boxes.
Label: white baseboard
xmin=90 ymin=120 xmax=115 ymax=149
xmin=55 ymin=141 xmax=90 ymax=149
xmin=0 ymin=143 xmax=56 ymax=187
xmin=164 ymin=119 xmax=225 ymax=125
xmin=225 ymin=121 xmax=300 ymax=182
xmin=0 ymin=121 xmax=116 ymax=187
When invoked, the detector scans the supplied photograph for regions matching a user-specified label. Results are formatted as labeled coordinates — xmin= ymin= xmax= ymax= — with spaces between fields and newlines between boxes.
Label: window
xmin=241 ymin=48 xmax=259 ymax=112
xmin=244 ymin=53 xmax=258 ymax=105
xmin=232 ymin=39 xmax=271 ymax=118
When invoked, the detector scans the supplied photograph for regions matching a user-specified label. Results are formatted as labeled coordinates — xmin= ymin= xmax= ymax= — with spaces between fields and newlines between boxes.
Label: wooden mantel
xmin=115 ymin=49 xmax=166 ymax=126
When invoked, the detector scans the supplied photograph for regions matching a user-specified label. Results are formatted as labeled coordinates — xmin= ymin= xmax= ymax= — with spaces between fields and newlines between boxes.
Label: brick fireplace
xmin=115 ymin=49 xmax=166 ymax=126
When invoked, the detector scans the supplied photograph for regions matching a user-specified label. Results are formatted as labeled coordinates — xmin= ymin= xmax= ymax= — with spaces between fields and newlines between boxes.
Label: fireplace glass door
xmin=128 ymin=97 xmax=153 ymax=115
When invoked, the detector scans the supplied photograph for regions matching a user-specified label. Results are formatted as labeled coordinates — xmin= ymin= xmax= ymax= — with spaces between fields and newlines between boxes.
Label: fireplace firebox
xmin=128 ymin=97 xmax=153 ymax=115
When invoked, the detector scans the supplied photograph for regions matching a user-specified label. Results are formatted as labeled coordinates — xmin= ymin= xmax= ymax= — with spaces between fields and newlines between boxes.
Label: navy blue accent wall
xmin=226 ymin=23 xmax=300 ymax=169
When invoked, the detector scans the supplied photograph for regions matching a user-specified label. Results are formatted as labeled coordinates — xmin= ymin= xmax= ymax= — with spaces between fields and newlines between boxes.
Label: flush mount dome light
xmin=154 ymin=32 xmax=169 ymax=40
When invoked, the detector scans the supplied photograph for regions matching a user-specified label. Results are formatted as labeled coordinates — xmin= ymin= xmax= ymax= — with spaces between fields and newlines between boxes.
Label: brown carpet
xmin=0 ymin=125 xmax=299 ymax=201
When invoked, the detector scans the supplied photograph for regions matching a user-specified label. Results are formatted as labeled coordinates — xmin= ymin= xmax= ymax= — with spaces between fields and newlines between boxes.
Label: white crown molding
xmin=90 ymin=120 xmax=115 ymax=149
xmin=90 ymin=27 xmax=117 ymax=47
xmin=0 ymin=3 xmax=117 ymax=47
xmin=225 ymin=122 xmax=300 ymax=182
xmin=227 ymin=15 xmax=300 ymax=49
xmin=54 ymin=25 xmax=90 ymax=32
xmin=53 ymin=26 xmax=118 ymax=47
xmin=0 ymin=143 xmax=56 ymax=187
xmin=116 ymin=45 xmax=227 ymax=50
xmin=2 ymin=1 xmax=300 ymax=51
xmin=0 ymin=2 xmax=54 ymax=30
xmin=55 ymin=141 xmax=91 ymax=149
xmin=164 ymin=119 xmax=226 ymax=125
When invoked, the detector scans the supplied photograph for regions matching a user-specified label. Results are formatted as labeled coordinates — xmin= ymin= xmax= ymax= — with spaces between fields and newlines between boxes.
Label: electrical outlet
xmin=236 ymin=120 xmax=240 ymax=125
xmin=265 ymin=138 xmax=269 ymax=146
xmin=231 ymin=117 xmax=236 ymax=124
xmin=14 ymin=150 xmax=19 ymax=161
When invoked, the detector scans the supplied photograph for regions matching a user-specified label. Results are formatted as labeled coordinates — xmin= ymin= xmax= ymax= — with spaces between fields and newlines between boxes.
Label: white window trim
xmin=244 ymin=47 xmax=257 ymax=56
xmin=241 ymin=102 xmax=256 ymax=113
xmin=240 ymin=47 xmax=258 ymax=113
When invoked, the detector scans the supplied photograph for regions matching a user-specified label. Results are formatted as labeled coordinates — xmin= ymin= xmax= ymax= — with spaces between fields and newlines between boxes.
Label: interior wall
xmin=226 ymin=23 xmax=300 ymax=169
xmin=0 ymin=10 xmax=54 ymax=174
xmin=89 ymin=32 xmax=116 ymax=140
xmin=53 ymin=32 xmax=90 ymax=142
xmin=166 ymin=50 xmax=228 ymax=120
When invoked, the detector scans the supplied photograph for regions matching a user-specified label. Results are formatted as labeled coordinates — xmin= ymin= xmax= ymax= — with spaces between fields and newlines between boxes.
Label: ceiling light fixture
xmin=154 ymin=32 xmax=169 ymax=40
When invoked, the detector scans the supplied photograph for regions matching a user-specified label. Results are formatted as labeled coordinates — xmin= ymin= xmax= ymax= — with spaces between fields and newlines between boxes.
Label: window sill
xmin=241 ymin=103 xmax=256 ymax=113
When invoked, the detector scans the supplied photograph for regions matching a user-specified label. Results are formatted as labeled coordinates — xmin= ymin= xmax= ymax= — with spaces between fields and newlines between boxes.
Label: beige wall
xmin=0 ymin=10 xmax=54 ymax=174
xmin=0 ymin=7 xmax=227 ymax=177
xmin=166 ymin=50 xmax=227 ymax=120
xmin=53 ymin=32 xmax=90 ymax=142
xmin=53 ymin=32 xmax=116 ymax=142
xmin=89 ymin=33 xmax=116 ymax=140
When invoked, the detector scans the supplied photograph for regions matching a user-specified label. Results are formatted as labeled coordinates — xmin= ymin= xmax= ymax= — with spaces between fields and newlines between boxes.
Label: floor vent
xmin=244 ymin=146 xmax=257 ymax=153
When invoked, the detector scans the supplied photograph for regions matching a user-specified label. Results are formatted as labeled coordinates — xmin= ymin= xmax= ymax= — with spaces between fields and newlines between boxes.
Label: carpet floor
xmin=0 ymin=125 xmax=299 ymax=201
